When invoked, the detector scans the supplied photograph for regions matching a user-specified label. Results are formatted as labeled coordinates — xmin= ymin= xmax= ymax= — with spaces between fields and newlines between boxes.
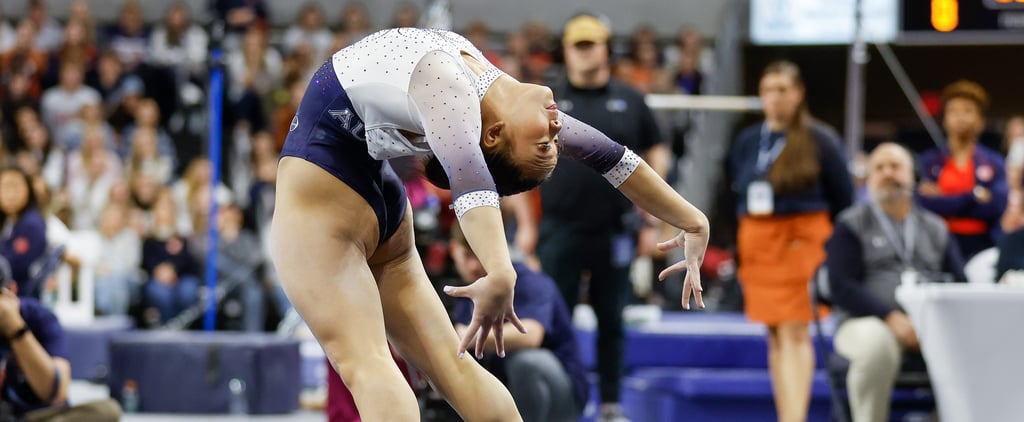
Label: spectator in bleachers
xmin=55 ymin=102 xmax=116 ymax=152
xmin=1 ymin=19 xmax=49 ymax=99
xmin=172 ymin=157 xmax=233 ymax=236
xmin=127 ymin=127 xmax=174 ymax=185
xmin=149 ymin=1 xmax=210 ymax=81
xmin=728 ymin=60 xmax=853 ymax=422
xmin=210 ymin=0 xmax=268 ymax=48
xmin=65 ymin=125 xmax=122 ymax=230
xmin=336 ymin=1 xmax=374 ymax=42
xmin=94 ymin=204 xmax=142 ymax=316
xmin=827 ymin=142 xmax=964 ymax=422
xmin=42 ymin=17 xmax=98 ymax=89
xmin=463 ymin=21 xmax=503 ymax=66
xmin=40 ymin=61 xmax=101 ymax=134
xmin=142 ymin=190 xmax=200 ymax=325
xmin=128 ymin=171 xmax=160 ymax=207
xmin=16 ymin=118 xmax=63 ymax=191
xmin=123 ymin=98 xmax=178 ymax=167
xmin=615 ymin=26 xmax=670 ymax=95
xmin=2 ymin=75 xmax=39 ymax=129
xmin=498 ymin=30 xmax=529 ymax=81
xmin=0 ymin=167 xmax=47 ymax=296
xmin=29 ymin=176 xmax=72 ymax=265
xmin=0 ymin=5 xmax=14 ymax=54
xmin=282 ymin=3 xmax=333 ymax=63
xmin=67 ymin=0 xmax=98 ymax=48
xmin=449 ymin=222 xmax=588 ymax=422
xmin=225 ymin=26 xmax=280 ymax=132
xmin=520 ymin=19 xmax=553 ymax=84
xmin=391 ymin=1 xmax=421 ymax=28
xmin=663 ymin=26 xmax=713 ymax=81
xmin=214 ymin=203 xmax=265 ymax=331
xmin=1004 ymin=115 xmax=1024 ymax=191
xmin=271 ymin=79 xmax=305 ymax=152
xmin=104 ymin=0 xmax=150 ymax=70
xmin=89 ymin=51 xmax=142 ymax=131
xmin=25 ymin=0 xmax=62 ymax=53
xmin=917 ymin=80 xmax=1008 ymax=260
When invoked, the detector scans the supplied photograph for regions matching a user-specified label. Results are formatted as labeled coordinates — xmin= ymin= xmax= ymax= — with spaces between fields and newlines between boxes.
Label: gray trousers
xmin=834 ymin=317 xmax=903 ymax=422
xmin=506 ymin=349 xmax=581 ymax=422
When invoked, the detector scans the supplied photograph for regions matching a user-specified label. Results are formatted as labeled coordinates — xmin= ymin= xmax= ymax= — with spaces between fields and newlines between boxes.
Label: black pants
xmin=537 ymin=219 xmax=632 ymax=404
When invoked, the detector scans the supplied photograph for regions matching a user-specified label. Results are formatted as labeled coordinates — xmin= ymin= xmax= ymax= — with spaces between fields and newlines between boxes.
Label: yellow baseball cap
xmin=563 ymin=15 xmax=610 ymax=45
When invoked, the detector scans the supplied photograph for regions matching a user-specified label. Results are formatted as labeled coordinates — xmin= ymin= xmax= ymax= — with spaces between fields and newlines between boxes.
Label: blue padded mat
xmin=108 ymin=331 xmax=301 ymax=414
xmin=575 ymin=312 xmax=836 ymax=371
xmin=621 ymin=367 xmax=833 ymax=422
xmin=64 ymin=315 xmax=134 ymax=381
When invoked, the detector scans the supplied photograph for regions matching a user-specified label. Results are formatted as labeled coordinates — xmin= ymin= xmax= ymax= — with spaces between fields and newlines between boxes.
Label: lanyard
xmin=756 ymin=122 xmax=787 ymax=174
xmin=869 ymin=204 xmax=916 ymax=268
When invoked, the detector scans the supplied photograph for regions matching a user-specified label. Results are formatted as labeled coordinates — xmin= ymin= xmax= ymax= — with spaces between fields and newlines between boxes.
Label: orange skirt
xmin=737 ymin=211 xmax=833 ymax=325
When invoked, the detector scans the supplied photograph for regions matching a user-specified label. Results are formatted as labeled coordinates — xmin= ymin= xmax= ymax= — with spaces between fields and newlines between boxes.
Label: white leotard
xmin=330 ymin=28 xmax=640 ymax=219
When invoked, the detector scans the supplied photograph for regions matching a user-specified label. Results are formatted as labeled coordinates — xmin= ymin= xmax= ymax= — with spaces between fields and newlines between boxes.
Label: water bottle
xmin=228 ymin=378 xmax=248 ymax=415
xmin=121 ymin=380 xmax=139 ymax=413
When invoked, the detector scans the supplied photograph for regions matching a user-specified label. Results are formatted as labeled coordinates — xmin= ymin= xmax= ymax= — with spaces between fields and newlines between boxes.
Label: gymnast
xmin=270 ymin=27 xmax=710 ymax=421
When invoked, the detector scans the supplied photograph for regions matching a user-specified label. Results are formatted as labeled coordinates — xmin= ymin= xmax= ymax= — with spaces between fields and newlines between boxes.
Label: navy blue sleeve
xmin=21 ymin=300 xmax=66 ymax=359
xmin=825 ymin=221 xmax=895 ymax=318
xmin=451 ymin=298 xmax=473 ymax=325
xmin=510 ymin=268 xmax=556 ymax=333
xmin=996 ymin=229 xmax=1024 ymax=282
xmin=914 ymin=192 xmax=975 ymax=216
xmin=815 ymin=132 xmax=854 ymax=218
xmin=943 ymin=234 xmax=967 ymax=282
xmin=3 ymin=211 xmax=48 ymax=287
xmin=966 ymin=158 xmax=1009 ymax=221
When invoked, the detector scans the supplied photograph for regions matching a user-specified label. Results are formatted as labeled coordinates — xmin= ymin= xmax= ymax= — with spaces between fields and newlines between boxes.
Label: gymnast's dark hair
xmin=423 ymin=147 xmax=552 ymax=197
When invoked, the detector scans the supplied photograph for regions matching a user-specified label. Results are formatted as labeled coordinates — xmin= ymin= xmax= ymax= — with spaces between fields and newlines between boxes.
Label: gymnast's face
xmin=497 ymin=83 xmax=561 ymax=173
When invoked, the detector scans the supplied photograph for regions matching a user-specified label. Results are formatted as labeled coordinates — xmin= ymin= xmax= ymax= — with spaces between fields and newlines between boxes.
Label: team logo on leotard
xmin=289 ymin=115 xmax=299 ymax=132
xmin=329 ymin=108 xmax=365 ymax=135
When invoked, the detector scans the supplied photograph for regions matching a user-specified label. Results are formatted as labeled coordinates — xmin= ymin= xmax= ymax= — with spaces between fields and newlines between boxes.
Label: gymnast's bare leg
xmin=271 ymin=157 xmax=520 ymax=421
xmin=371 ymin=203 xmax=520 ymax=422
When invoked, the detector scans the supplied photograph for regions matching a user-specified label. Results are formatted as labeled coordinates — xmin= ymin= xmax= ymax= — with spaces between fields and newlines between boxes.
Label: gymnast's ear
xmin=482 ymin=121 xmax=506 ymax=149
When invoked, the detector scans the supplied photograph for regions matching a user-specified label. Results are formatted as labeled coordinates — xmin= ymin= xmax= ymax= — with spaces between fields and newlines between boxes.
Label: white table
xmin=895 ymin=283 xmax=1024 ymax=422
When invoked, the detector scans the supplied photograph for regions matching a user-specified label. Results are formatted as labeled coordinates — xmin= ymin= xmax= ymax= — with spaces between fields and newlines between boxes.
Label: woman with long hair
xmin=729 ymin=60 xmax=853 ymax=422
xmin=0 ymin=166 xmax=47 ymax=297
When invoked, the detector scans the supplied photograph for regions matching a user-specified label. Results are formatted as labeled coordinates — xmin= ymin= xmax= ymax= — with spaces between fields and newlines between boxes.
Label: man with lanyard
xmin=825 ymin=143 xmax=964 ymax=422
xmin=536 ymin=14 xmax=669 ymax=422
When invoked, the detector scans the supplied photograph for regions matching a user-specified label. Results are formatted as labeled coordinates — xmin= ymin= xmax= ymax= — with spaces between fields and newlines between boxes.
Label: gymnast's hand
xmin=444 ymin=273 xmax=527 ymax=359
xmin=656 ymin=228 xmax=709 ymax=310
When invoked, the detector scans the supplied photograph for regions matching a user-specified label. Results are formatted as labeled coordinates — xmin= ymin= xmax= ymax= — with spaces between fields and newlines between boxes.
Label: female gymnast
xmin=271 ymin=27 xmax=710 ymax=421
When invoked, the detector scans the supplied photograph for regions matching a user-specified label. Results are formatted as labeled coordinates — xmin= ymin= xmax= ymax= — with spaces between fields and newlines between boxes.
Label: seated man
xmin=449 ymin=222 xmax=589 ymax=422
xmin=0 ymin=257 xmax=119 ymax=421
xmin=826 ymin=143 xmax=965 ymax=422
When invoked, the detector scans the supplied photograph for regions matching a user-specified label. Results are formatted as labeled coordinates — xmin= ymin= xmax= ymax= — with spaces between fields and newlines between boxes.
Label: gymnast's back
xmin=327 ymin=28 xmax=500 ymax=160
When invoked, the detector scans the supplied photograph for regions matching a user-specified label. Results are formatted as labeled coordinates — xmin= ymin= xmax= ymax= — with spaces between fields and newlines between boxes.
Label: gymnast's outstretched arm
xmin=408 ymin=51 xmax=526 ymax=358
xmin=557 ymin=111 xmax=710 ymax=309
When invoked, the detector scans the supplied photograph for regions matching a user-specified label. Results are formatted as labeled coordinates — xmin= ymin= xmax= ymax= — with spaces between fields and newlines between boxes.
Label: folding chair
xmin=811 ymin=266 xmax=935 ymax=422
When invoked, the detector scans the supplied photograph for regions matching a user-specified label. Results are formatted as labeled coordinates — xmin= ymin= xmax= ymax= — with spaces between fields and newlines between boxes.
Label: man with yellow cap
xmin=536 ymin=13 xmax=670 ymax=422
